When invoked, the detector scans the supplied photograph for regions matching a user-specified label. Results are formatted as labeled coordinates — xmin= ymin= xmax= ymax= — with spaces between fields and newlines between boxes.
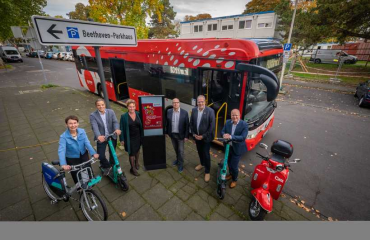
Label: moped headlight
xmin=276 ymin=165 xmax=284 ymax=172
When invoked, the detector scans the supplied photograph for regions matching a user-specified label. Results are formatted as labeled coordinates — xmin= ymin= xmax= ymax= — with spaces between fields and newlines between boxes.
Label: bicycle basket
xmin=77 ymin=167 xmax=93 ymax=190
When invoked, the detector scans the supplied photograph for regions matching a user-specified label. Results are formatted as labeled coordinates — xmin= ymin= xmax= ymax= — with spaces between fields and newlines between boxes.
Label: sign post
xmin=139 ymin=96 xmax=166 ymax=170
xmin=31 ymin=16 xmax=137 ymax=108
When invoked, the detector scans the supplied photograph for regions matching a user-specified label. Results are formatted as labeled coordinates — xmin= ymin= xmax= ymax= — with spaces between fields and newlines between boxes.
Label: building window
xmin=207 ymin=23 xmax=217 ymax=31
xmin=222 ymin=24 xmax=233 ymax=30
xmin=258 ymin=22 xmax=272 ymax=28
xmin=194 ymin=25 xmax=203 ymax=33
xmin=239 ymin=20 xmax=252 ymax=29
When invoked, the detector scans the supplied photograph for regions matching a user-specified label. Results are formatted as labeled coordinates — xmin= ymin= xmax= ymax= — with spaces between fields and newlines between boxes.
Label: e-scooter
xmin=99 ymin=132 xmax=129 ymax=191
xmin=216 ymin=138 xmax=233 ymax=199
xmin=249 ymin=140 xmax=301 ymax=221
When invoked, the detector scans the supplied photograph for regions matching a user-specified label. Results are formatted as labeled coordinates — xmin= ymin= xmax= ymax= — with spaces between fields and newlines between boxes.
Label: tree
xmin=148 ymin=0 xmax=177 ymax=39
xmin=313 ymin=0 xmax=370 ymax=42
xmin=88 ymin=0 xmax=164 ymax=39
xmin=67 ymin=3 xmax=91 ymax=21
xmin=184 ymin=13 xmax=212 ymax=22
xmin=0 ymin=0 xmax=47 ymax=41
xmin=54 ymin=15 xmax=64 ymax=19
xmin=243 ymin=0 xmax=281 ymax=14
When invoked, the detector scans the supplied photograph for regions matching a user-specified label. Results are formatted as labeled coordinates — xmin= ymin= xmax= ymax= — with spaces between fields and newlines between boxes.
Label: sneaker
xmin=204 ymin=173 xmax=210 ymax=182
xmin=178 ymin=166 xmax=183 ymax=173
xmin=195 ymin=164 xmax=204 ymax=171
xmin=230 ymin=181 xmax=237 ymax=188
xmin=172 ymin=160 xmax=178 ymax=166
xmin=102 ymin=167 xmax=112 ymax=176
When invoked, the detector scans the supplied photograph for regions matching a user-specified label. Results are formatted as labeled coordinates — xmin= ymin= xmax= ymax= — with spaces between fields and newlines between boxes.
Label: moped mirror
xmin=259 ymin=143 xmax=268 ymax=149
xmin=289 ymin=158 xmax=301 ymax=163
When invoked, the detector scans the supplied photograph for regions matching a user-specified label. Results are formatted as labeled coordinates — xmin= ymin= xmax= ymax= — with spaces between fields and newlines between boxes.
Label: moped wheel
xmin=80 ymin=189 xmax=108 ymax=221
xmin=118 ymin=175 xmax=129 ymax=192
xmin=42 ymin=174 xmax=63 ymax=202
xmin=249 ymin=197 xmax=267 ymax=221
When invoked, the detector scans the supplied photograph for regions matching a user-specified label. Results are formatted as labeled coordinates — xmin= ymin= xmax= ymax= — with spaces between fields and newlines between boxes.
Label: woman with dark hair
xmin=58 ymin=115 xmax=99 ymax=184
xmin=120 ymin=99 xmax=143 ymax=176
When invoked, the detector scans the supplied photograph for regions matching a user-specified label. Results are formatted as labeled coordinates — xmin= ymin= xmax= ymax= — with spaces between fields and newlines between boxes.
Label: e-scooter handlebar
xmin=216 ymin=138 xmax=233 ymax=144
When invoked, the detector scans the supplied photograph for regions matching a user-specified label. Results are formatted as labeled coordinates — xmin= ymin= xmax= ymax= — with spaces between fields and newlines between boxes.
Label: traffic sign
xmin=31 ymin=16 xmax=137 ymax=47
xmin=283 ymin=43 xmax=292 ymax=51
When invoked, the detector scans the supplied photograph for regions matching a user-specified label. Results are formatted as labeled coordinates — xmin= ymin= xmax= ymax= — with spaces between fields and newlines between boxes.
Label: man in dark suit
xmin=89 ymin=99 xmax=121 ymax=176
xmin=221 ymin=109 xmax=248 ymax=188
xmin=190 ymin=95 xmax=215 ymax=183
xmin=165 ymin=98 xmax=189 ymax=173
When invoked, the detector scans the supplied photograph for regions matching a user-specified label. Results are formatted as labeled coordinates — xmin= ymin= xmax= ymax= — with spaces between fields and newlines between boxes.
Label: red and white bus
xmin=72 ymin=38 xmax=282 ymax=150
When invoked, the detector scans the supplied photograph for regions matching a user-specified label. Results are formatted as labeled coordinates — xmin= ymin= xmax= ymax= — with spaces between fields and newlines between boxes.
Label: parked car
xmin=0 ymin=46 xmax=23 ymax=62
xmin=310 ymin=50 xmax=357 ymax=64
xmin=57 ymin=52 xmax=68 ymax=60
xmin=45 ymin=52 xmax=54 ymax=59
xmin=67 ymin=54 xmax=75 ymax=62
xmin=354 ymin=80 xmax=370 ymax=107
xmin=52 ymin=52 xmax=59 ymax=59
xmin=63 ymin=52 xmax=73 ymax=61
xmin=28 ymin=50 xmax=45 ymax=58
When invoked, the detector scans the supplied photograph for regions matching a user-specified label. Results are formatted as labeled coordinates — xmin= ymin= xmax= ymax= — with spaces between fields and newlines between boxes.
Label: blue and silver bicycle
xmin=41 ymin=157 xmax=108 ymax=221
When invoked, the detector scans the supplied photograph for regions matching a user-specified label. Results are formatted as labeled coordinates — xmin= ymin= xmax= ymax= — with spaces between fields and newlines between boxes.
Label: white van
xmin=310 ymin=49 xmax=357 ymax=64
xmin=0 ymin=46 xmax=23 ymax=63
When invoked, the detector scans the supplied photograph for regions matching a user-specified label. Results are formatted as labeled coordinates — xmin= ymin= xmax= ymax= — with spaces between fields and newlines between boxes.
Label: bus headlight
xmin=247 ymin=134 xmax=256 ymax=139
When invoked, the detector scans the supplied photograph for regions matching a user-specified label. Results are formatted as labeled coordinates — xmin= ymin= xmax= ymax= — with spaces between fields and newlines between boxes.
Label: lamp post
xmin=279 ymin=0 xmax=299 ymax=92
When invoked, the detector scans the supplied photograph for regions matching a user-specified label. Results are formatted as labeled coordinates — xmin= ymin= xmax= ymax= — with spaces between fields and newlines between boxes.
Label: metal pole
xmin=279 ymin=0 xmax=299 ymax=91
xmin=28 ymin=21 xmax=48 ymax=85
xmin=94 ymin=46 xmax=110 ymax=109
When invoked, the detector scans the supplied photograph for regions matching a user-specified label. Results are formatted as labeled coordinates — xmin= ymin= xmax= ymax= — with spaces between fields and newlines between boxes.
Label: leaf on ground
xmin=249 ymin=163 xmax=253 ymax=166
xmin=301 ymin=200 xmax=305 ymax=204
xmin=281 ymin=193 xmax=286 ymax=198
xmin=241 ymin=164 xmax=245 ymax=168
xmin=121 ymin=212 xmax=127 ymax=217
xmin=328 ymin=217 xmax=333 ymax=221
xmin=194 ymin=178 xmax=198 ymax=181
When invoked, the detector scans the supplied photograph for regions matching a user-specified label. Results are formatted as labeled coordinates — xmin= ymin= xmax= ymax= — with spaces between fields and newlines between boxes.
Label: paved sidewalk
xmin=0 ymin=85 xmax=320 ymax=221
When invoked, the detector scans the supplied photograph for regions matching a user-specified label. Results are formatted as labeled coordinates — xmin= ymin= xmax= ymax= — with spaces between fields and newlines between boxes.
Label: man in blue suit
xmin=221 ymin=109 xmax=248 ymax=188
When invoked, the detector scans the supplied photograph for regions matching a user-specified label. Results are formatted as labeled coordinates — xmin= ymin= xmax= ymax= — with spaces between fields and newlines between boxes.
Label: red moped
xmin=249 ymin=140 xmax=301 ymax=221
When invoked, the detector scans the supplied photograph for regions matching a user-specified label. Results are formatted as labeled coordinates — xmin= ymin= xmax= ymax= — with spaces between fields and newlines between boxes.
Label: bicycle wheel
xmin=80 ymin=189 xmax=108 ymax=221
xmin=42 ymin=174 xmax=63 ymax=202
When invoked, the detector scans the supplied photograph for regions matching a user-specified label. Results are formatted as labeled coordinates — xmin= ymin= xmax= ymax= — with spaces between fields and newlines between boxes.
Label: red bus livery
xmin=72 ymin=38 xmax=282 ymax=150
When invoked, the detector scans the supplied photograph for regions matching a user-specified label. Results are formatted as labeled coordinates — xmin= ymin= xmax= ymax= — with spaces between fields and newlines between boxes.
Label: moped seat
xmin=270 ymin=153 xmax=285 ymax=164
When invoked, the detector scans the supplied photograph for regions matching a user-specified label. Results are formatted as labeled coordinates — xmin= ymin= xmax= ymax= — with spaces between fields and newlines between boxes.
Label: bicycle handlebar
xmin=216 ymin=138 xmax=233 ymax=143
xmin=69 ymin=157 xmax=99 ymax=172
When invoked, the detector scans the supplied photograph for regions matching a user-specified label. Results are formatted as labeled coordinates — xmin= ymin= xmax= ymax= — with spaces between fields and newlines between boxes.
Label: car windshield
xmin=5 ymin=50 xmax=18 ymax=55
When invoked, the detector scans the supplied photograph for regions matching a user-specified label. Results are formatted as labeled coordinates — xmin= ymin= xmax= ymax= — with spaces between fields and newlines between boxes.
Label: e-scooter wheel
xmin=118 ymin=175 xmax=129 ymax=191
xmin=249 ymin=197 xmax=267 ymax=221
xmin=217 ymin=184 xmax=226 ymax=199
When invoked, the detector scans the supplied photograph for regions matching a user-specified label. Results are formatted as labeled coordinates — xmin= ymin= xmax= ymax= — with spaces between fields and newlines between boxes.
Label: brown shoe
xmin=226 ymin=175 xmax=232 ymax=181
xmin=204 ymin=173 xmax=210 ymax=182
xmin=195 ymin=164 xmax=204 ymax=171
xmin=230 ymin=181 xmax=237 ymax=188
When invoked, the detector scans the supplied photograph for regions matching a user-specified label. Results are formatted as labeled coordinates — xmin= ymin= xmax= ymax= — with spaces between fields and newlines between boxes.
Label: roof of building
xmin=180 ymin=11 xmax=275 ymax=24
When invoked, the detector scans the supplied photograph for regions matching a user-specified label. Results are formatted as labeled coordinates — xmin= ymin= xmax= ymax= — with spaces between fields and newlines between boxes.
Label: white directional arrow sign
xmin=31 ymin=16 xmax=137 ymax=47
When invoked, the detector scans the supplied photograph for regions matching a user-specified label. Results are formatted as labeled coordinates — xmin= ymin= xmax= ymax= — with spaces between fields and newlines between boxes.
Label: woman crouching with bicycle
xmin=58 ymin=115 xmax=99 ymax=184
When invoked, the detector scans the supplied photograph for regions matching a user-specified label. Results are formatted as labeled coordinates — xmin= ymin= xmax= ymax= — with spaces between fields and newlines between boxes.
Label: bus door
xmin=198 ymin=69 xmax=242 ymax=138
xmin=110 ymin=58 xmax=129 ymax=101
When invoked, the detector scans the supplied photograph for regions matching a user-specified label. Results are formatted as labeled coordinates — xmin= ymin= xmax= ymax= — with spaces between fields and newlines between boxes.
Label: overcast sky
xmin=43 ymin=0 xmax=250 ymax=22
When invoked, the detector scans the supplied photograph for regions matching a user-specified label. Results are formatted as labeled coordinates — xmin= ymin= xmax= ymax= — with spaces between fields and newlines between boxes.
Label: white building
xmin=179 ymin=11 xmax=280 ymax=40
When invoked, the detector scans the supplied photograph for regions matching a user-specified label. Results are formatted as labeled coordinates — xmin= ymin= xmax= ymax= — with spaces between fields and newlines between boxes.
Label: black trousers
xmin=97 ymin=138 xmax=117 ymax=168
xmin=195 ymin=140 xmax=211 ymax=174
xmin=66 ymin=151 xmax=92 ymax=184
xmin=228 ymin=146 xmax=241 ymax=182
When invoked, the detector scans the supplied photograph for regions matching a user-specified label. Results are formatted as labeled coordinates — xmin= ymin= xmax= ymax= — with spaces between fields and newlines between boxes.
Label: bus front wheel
xmin=97 ymin=84 xmax=104 ymax=99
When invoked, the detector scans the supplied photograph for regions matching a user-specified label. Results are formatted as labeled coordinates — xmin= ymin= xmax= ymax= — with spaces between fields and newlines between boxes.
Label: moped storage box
xmin=271 ymin=140 xmax=293 ymax=158
xmin=42 ymin=162 xmax=65 ymax=197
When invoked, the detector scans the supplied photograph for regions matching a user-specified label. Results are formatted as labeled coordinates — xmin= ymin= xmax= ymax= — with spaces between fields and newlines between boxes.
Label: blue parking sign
xmin=67 ymin=27 xmax=80 ymax=39
xmin=283 ymin=43 xmax=292 ymax=51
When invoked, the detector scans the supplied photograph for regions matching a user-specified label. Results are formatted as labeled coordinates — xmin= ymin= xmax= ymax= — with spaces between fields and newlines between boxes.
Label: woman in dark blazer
xmin=119 ymin=99 xmax=143 ymax=176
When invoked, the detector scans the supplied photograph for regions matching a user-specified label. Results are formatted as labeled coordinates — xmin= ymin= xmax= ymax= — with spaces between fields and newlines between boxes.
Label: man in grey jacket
xmin=90 ymin=99 xmax=121 ymax=175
